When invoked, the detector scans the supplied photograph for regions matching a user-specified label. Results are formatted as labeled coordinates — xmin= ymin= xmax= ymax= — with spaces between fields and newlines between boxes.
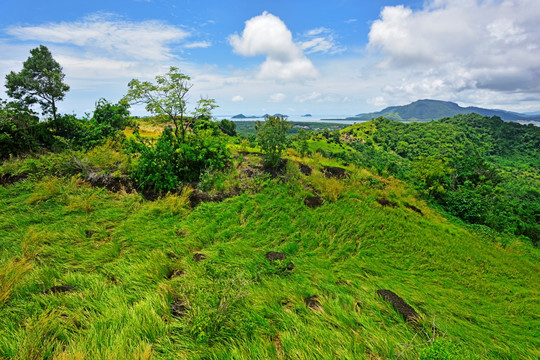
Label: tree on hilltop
xmin=5 ymin=45 xmax=70 ymax=122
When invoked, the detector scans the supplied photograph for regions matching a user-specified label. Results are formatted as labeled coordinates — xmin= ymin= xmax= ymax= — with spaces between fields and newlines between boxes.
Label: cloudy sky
xmin=1 ymin=0 xmax=540 ymax=117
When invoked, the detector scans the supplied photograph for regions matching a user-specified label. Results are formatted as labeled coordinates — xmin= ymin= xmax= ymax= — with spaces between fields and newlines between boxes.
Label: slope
xmin=0 ymin=143 xmax=538 ymax=359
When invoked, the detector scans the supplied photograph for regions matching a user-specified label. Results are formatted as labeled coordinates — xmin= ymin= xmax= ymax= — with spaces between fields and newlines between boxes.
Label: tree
xmin=192 ymin=97 xmax=219 ymax=121
xmin=5 ymin=45 xmax=69 ymax=121
xmin=255 ymin=116 xmax=292 ymax=168
xmin=123 ymin=67 xmax=193 ymax=140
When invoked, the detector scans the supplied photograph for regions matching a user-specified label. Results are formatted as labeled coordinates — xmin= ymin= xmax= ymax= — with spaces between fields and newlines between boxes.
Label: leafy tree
xmin=123 ymin=67 xmax=193 ymax=140
xmin=255 ymin=116 xmax=292 ymax=168
xmin=218 ymin=119 xmax=237 ymax=136
xmin=5 ymin=45 xmax=69 ymax=121
xmin=295 ymin=128 xmax=311 ymax=157
xmin=192 ymin=97 xmax=219 ymax=121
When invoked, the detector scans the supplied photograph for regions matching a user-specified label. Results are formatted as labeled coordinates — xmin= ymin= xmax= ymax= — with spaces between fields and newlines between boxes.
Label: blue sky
xmin=1 ymin=0 xmax=539 ymax=117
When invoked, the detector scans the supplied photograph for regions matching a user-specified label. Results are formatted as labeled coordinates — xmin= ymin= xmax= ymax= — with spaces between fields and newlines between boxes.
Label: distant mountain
xmin=231 ymin=114 xmax=259 ymax=119
xmin=350 ymin=99 xmax=540 ymax=122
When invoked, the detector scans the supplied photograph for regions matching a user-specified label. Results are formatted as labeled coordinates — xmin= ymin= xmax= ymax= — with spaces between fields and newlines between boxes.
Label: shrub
xmin=255 ymin=116 xmax=292 ymax=168
xmin=126 ymin=128 xmax=230 ymax=192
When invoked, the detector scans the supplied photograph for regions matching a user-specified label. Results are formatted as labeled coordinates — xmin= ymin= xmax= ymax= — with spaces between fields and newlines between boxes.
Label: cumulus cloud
xmin=269 ymin=93 xmax=286 ymax=102
xmin=232 ymin=95 xmax=244 ymax=102
xmin=228 ymin=12 xmax=318 ymax=81
xmin=6 ymin=13 xmax=189 ymax=61
xmin=368 ymin=0 xmax=540 ymax=95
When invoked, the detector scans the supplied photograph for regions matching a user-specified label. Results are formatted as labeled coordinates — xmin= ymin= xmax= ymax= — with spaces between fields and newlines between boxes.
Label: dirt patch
xmin=376 ymin=198 xmax=397 ymax=208
xmin=376 ymin=289 xmax=419 ymax=322
xmin=304 ymin=195 xmax=324 ymax=208
xmin=404 ymin=203 xmax=423 ymax=215
xmin=43 ymin=285 xmax=76 ymax=294
xmin=297 ymin=162 xmax=312 ymax=176
xmin=263 ymin=158 xmax=288 ymax=178
xmin=273 ymin=334 xmax=285 ymax=360
xmin=0 ymin=173 xmax=26 ymax=186
xmin=193 ymin=253 xmax=206 ymax=262
xmin=265 ymin=251 xmax=287 ymax=261
xmin=305 ymin=295 xmax=322 ymax=310
xmin=322 ymin=166 xmax=348 ymax=179
xmin=170 ymin=301 xmax=188 ymax=318
xmin=85 ymin=172 xmax=136 ymax=193
xmin=165 ymin=269 xmax=185 ymax=279
xmin=189 ymin=189 xmax=235 ymax=207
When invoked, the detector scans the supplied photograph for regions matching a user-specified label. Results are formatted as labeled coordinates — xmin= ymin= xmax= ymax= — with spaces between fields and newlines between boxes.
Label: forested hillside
xmin=338 ymin=114 xmax=539 ymax=244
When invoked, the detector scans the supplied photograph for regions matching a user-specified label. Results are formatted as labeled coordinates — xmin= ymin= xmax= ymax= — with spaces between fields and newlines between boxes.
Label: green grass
xmin=0 ymin=150 xmax=538 ymax=359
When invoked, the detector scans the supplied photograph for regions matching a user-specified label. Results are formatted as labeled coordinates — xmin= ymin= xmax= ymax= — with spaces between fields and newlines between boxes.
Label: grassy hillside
xmin=1 ymin=136 xmax=539 ymax=359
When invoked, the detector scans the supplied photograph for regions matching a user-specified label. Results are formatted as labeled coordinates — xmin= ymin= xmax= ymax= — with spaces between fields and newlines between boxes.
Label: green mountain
xmin=351 ymin=99 xmax=540 ymax=122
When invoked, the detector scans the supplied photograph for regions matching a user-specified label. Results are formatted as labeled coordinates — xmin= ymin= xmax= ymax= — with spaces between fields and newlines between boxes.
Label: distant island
xmin=231 ymin=113 xmax=288 ymax=119
xmin=302 ymin=114 xmax=312 ymax=117
xmin=323 ymin=99 xmax=540 ymax=122
xmin=231 ymin=114 xmax=259 ymax=119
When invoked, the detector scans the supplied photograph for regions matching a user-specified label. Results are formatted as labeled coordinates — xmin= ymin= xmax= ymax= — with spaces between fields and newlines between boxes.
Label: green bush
xmin=255 ymin=116 xmax=292 ymax=168
xmin=126 ymin=127 xmax=230 ymax=192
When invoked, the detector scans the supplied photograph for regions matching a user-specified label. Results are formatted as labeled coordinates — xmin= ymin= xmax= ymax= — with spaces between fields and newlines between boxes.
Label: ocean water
xmin=214 ymin=115 xmax=363 ymax=125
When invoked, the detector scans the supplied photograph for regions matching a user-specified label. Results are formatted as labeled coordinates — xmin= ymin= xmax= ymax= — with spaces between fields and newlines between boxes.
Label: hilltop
xmin=348 ymin=99 xmax=540 ymax=122
xmin=0 ymin=114 xmax=538 ymax=359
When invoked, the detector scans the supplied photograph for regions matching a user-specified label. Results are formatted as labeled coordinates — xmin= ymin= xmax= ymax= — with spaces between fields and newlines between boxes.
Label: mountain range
xmin=348 ymin=99 xmax=540 ymax=122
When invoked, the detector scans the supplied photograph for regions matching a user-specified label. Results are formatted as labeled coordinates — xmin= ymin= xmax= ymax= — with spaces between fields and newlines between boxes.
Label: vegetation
xmin=5 ymin=45 xmax=70 ymax=122
xmin=0 ymin=49 xmax=539 ymax=359
xmin=255 ymin=116 xmax=292 ymax=167
xmin=340 ymin=115 xmax=540 ymax=244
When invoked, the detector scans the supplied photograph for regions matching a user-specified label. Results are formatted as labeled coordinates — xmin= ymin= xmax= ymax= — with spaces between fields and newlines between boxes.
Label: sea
xmin=214 ymin=115 xmax=363 ymax=125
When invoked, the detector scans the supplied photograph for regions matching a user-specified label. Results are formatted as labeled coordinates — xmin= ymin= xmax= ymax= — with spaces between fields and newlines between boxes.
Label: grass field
xmin=1 ymin=141 xmax=538 ymax=359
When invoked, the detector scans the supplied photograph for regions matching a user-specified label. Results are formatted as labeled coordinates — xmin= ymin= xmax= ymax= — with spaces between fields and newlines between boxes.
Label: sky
xmin=1 ymin=0 xmax=540 ymax=117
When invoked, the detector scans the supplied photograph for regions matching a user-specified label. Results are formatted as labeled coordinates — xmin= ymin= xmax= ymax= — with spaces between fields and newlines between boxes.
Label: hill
xmin=0 ymin=116 xmax=538 ymax=359
xmin=350 ymin=99 xmax=540 ymax=122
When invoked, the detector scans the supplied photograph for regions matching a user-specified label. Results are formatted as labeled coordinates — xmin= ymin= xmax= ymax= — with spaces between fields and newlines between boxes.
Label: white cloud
xmin=368 ymin=0 xmax=540 ymax=95
xmin=228 ymin=12 xmax=318 ymax=81
xmin=367 ymin=96 xmax=387 ymax=108
xmin=185 ymin=41 xmax=211 ymax=49
xmin=295 ymin=92 xmax=321 ymax=103
xmin=232 ymin=95 xmax=244 ymax=102
xmin=300 ymin=27 xmax=344 ymax=54
xmin=269 ymin=92 xmax=286 ymax=102
xmin=6 ymin=13 xmax=189 ymax=61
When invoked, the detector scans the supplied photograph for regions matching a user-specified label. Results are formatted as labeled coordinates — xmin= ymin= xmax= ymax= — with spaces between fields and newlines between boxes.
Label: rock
xmin=376 ymin=198 xmax=397 ymax=207
xmin=85 ymin=172 xmax=135 ymax=193
xmin=171 ymin=301 xmax=187 ymax=318
xmin=376 ymin=289 xmax=419 ymax=322
xmin=265 ymin=251 xmax=287 ymax=261
xmin=305 ymin=295 xmax=322 ymax=310
xmin=322 ymin=166 xmax=348 ymax=179
xmin=298 ymin=162 xmax=312 ymax=176
xmin=166 ymin=269 xmax=185 ymax=279
xmin=189 ymin=189 xmax=231 ymax=207
xmin=0 ymin=173 xmax=26 ymax=186
xmin=193 ymin=253 xmax=206 ymax=262
xmin=286 ymin=261 xmax=295 ymax=271
xmin=404 ymin=203 xmax=423 ymax=215
xmin=304 ymin=196 xmax=324 ymax=208
xmin=43 ymin=285 xmax=76 ymax=294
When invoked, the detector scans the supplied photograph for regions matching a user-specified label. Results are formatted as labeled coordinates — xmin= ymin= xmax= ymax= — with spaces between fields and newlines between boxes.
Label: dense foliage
xmin=0 ymin=99 xmax=130 ymax=159
xmin=342 ymin=114 xmax=540 ymax=244
xmin=126 ymin=127 xmax=230 ymax=192
xmin=255 ymin=116 xmax=292 ymax=167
